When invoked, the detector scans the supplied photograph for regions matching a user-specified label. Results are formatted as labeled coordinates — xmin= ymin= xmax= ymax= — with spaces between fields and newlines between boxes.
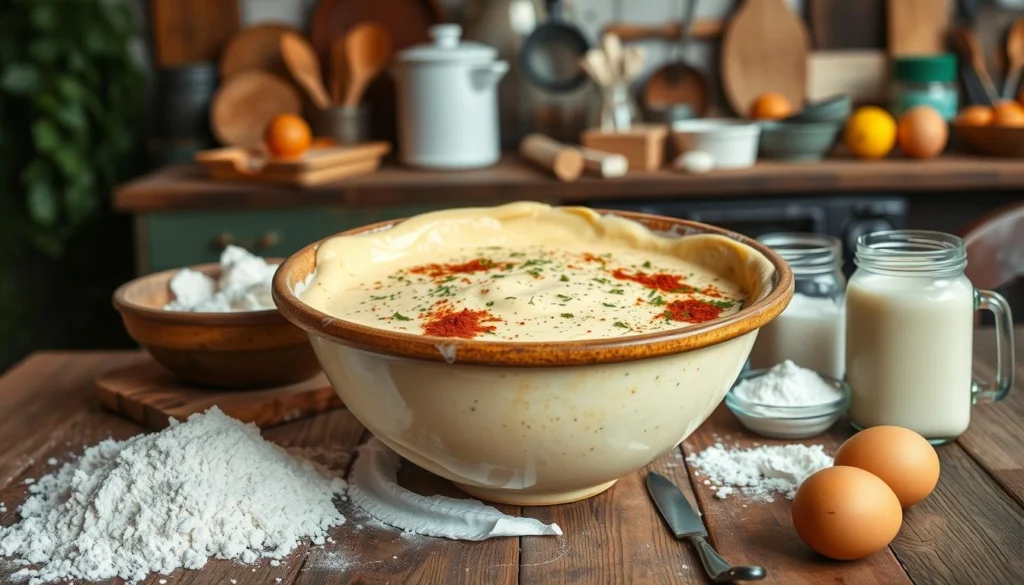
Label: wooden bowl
xmin=113 ymin=263 xmax=320 ymax=389
xmin=953 ymin=123 xmax=1024 ymax=157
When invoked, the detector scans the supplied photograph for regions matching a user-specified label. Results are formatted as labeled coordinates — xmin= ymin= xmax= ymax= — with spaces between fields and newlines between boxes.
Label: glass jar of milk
xmin=749 ymin=234 xmax=846 ymax=378
xmin=846 ymin=230 xmax=1015 ymax=444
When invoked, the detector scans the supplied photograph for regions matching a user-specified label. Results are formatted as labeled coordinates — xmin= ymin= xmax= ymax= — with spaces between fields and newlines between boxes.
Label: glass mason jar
xmin=845 ymin=230 xmax=1014 ymax=444
xmin=748 ymin=234 xmax=847 ymax=378
xmin=597 ymin=82 xmax=640 ymax=133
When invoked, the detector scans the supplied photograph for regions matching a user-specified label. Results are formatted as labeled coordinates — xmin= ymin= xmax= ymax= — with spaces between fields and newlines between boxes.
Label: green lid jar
xmin=889 ymin=54 xmax=959 ymax=120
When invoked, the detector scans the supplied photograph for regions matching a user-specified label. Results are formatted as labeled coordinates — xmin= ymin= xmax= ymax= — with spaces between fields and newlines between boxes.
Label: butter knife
xmin=646 ymin=471 xmax=766 ymax=583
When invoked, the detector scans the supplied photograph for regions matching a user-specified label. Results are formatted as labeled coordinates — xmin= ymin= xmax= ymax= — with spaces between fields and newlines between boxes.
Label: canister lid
xmin=892 ymin=54 xmax=957 ymax=83
xmin=397 ymin=24 xmax=497 ymax=63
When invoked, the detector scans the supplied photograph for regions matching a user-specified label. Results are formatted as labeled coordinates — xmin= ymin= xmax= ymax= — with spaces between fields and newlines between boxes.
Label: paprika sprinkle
xmin=422 ymin=302 xmax=503 ymax=339
xmin=662 ymin=299 xmax=725 ymax=324
xmin=610 ymin=268 xmax=687 ymax=293
xmin=409 ymin=258 xmax=503 ymax=281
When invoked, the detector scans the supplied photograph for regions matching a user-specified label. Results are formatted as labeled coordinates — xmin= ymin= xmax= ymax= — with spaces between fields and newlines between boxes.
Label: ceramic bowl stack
xmin=759 ymin=95 xmax=852 ymax=162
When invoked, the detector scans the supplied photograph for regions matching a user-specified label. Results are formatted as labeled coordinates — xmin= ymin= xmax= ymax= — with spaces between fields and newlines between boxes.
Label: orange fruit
xmin=897 ymin=105 xmax=947 ymax=159
xmin=844 ymin=106 xmax=897 ymax=159
xmin=954 ymin=105 xmax=993 ymax=126
xmin=992 ymin=100 xmax=1024 ymax=127
xmin=264 ymin=114 xmax=312 ymax=158
xmin=750 ymin=92 xmax=794 ymax=120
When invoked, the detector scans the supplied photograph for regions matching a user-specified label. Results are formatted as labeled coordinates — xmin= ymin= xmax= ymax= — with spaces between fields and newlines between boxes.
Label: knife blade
xmin=646 ymin=471 xmax=767 ymax=583
xmin=646 ymin=470 xmax=707 ymax=538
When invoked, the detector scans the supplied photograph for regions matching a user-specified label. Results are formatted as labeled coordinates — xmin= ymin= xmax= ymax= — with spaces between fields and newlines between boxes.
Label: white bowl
xmin=671 ymin=119 xmax=761 ymax=169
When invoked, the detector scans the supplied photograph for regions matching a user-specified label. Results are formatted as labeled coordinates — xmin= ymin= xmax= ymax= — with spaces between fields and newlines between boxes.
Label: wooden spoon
xmin=343 ymin=23 xmax=394 ymax=108
xmin=950 ymin=26 xmax=998 ymax=104
xmin=1004 ymin=17 xmax=1024 ymax=99
xmin=280 ymin=32 xmax=332 ymax=109
xmin=330 ymin=38 xmax=348 ymax=105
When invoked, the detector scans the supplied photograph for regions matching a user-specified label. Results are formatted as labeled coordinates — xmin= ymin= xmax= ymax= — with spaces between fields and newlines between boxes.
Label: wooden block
xmin=580 ymin=125 xmax=668 ymax=172
xmin=94 ymin=356 xmax=343 ymax=430
xmin=807 ymin=50 xmax=889 ymax=104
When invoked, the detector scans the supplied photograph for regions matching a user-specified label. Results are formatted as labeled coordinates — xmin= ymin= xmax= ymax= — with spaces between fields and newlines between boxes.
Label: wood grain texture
xmin=808 ymin=0 xmax=885 ymax=49
xmin=681 ymin=407 xmax=911 ymax=584
xmin=720 ymin=0 xmax=809 ymax=116
xmin=151 ymin=0 xmax=240 ymax=67
xmin=209 ymin=71 xmax=302 ymax=148
xmin=519 ymin=450 xmax=706 ymax=584
xmin=218 ymin=22 xmax=297 ymax=80
xmin=113 ymin=156 xmax=1024 ymax=214
xmin=94 ymin=356 xmax=342 ymax=430
xmin=887 ymin=0 xmax=953 ymax=56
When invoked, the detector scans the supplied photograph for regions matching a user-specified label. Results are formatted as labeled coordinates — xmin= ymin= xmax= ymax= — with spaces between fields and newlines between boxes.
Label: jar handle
xmin=973 ymin=288 xmax=1015 ymax=404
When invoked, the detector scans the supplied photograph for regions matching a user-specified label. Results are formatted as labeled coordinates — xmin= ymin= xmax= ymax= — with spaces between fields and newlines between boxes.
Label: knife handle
xmin=689 ymin=535 xmax=767 ymax=583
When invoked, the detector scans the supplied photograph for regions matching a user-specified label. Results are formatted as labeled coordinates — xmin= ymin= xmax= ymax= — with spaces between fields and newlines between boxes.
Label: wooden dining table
xmin=1 ymin=326 xmax=1023 ymax=584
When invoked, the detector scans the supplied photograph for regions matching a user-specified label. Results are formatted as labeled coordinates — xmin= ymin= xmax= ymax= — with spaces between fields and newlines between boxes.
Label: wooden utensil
xmin=280 ymin=32 xmax=332 ymax=109
xmin=643 ymin=0 xmax=709 ymax=117
xmin=519 ymin=134 xmax=584 ymax=182
xmin=209 ymin=71 xmax=302 ymax=147
xmin=950 ymin=26 xmax=999 ymax=103
xmin=807 ymin=0 xmax=884 ymax=49
xmin=151 ymin=0 xmax=240 ymax=67
xmin=309 ymin=0 xmax=439 ymax=67
xmin=95 ymin=357 xmax=341 ymax=431
xmin=1004 ymin=17 xmax=1024 ymax=99
xmin=343 ymin=23 xmax=394 ymax=108
xmin=601 ymin=32 xmax=623 ymax=81
xmin=331 ymin=38 xmax=349 ymax=105
xmin=602 ymin=20 xmax=724 ymax=42
xmin=623 ymin=46 xmax=647 ymax=82
xmin=887 ymin=0 xmax=952 ymax=55
xmin=219 ymin=22 xmax=298 ymax=80
xmin=721 ymin=0 xmax=809 ymax=117
xmin=580 ymin=49 xmax=612 ymax=87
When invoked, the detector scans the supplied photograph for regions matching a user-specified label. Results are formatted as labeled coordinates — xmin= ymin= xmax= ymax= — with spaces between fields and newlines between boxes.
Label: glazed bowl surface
xmin=272 ymin=204 xmax=793 ymax=505
xmin=114 ymin=263 xmax=321 ymax=389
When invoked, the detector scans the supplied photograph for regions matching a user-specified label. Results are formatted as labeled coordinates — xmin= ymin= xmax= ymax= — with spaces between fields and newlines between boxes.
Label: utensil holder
xmin=597 ymin=83 xmax=640 ymax=132
xmin=580 ymin=124 xmax=668 ymax=171
xmin=311 ymin=105 xmax=371 ymax=145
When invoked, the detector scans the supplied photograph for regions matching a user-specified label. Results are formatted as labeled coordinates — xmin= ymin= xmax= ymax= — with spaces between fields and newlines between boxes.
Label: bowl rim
xmin=113 ymin=261 xmax=287 ymax=326
xmin=271 ymin=208 xmax=794 ymax=367
xmin=725 ymin=367 xmax=851 ymax=419
xmin=671 ymin=118 xmax=761 ymax=134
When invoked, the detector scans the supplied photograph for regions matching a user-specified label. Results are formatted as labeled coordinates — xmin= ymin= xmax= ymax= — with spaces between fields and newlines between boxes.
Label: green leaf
xmin=31 ymin=119 xmax=62 ymax=153
xmin=26 ymin=180 xmax=58 ymax=226
xmin=1 ymin=63 xmax=40 ymax=94
xmin=30 ymin=4 xmax=58 ymax=32
xmin=51 ymin=146 xmax=84 ymax=177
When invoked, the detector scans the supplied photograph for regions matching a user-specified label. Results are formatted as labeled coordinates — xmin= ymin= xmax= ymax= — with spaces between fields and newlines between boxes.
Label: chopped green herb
xmin=560 ymin=313 xmax=574 ymax=319
xmin=642 ymin=260 xmax=652 ymax=269
xmin=560 ymin=274 xmax=570 ymax=282
xmin=528 ymin=296 xmax=536 ymax=305
xmin=706 ymin=299 xmax=735 ymax=309
xmin=504 ymin=296 xmax=515 ymax=300
xmin=650 ymin=295 xmax=666 ymax=306
xmin=491 ymin=274 xmax=506 ymax=279
xmin=609 ymin=288 xmax=625 ymax=295
xmin=442 ymin=275 xmax=457 ymax=282
xmin=613 ymin=321 xmax=629 ymax=329
xmin=592 ymin=277 xmax=610 ymax=285
xmin=486 ymin=301 xmax=495 ymax=307
xmin=370 ymin=294 xmax=388 ymax=301
xmin=602 ymin=302 xmax=617 ymax=308
xmin=392 ymin=312 xmax=411 ymax=321
xmin=556 ymin=294 xmax=573 ymax=301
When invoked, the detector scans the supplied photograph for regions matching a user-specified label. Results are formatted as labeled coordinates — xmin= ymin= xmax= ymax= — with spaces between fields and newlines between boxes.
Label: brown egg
xmin=834 ymin=425 xmax=940 ymax=508
xmin=897 ymin=105 xmax=948 ymax=159
xmin=792 ymin=466 xmax=903 ymax=561
xmin=954 ymin=105 xmax=993 ymax=126
xmin=992 ymin=100 xmax=1024 ymax=127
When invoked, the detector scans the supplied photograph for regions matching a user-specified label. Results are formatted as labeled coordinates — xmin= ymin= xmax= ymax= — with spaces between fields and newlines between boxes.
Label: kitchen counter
xmin=115 ymin=155 xmax=1024 ymax=213
xmin=2 ymin=327 xmax=1022 ymax=584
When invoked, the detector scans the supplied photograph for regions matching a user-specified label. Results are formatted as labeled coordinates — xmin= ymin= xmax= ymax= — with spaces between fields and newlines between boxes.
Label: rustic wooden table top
xmin=114 ymin=155 xmax=1024 ymax=213
xmin=2 ymin=327 xmax=1023 ymax=584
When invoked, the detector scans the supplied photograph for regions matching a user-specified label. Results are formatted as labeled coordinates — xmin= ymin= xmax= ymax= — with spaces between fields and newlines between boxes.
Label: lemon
xmin=844 ymin=106 xmax=897 ymax=159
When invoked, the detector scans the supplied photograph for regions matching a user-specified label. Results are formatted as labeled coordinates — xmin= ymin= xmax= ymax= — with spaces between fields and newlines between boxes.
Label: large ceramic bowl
xmin=272 ymin=205 xmax=793 ymax=505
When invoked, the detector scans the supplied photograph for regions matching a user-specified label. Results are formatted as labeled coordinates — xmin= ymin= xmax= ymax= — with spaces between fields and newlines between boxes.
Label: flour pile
xmin=687 ymin=443 xmax=833 ymax=500
xmin=0 ymin=408 xmax=346 ymax=584
xmin=164 ymin=245 xmax=278 ymax=312
xmin=732 ymin=360 xmax=843 ymax=407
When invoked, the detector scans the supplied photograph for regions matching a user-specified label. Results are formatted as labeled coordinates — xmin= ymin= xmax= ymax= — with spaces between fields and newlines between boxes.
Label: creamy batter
xmin=299 ymin=202 xmax=773 ymax=341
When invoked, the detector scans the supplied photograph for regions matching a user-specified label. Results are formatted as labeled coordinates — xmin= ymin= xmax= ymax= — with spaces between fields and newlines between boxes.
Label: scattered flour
xmin=733 ymin=360 xmax=843 ymax=407
xmin=0 ymin=408 xmax=346 ymax=584
xmin=164 ymin=245 xmax=279 ymax=312
xmin=347 ymin=438 xmax=562 ymax=540
xmin=687 ymin=443 xmax=833 ymax=500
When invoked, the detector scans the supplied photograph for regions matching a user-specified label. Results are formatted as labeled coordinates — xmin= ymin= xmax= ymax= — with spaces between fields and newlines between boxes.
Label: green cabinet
xmin=136 ymin=204 xmax=445 ymax=273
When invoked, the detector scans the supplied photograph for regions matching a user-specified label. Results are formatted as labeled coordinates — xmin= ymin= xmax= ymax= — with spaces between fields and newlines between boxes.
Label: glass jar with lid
xmin=748 ymin=233 xmax=846 ymax=378
xmin=845 ymin=230 xmax=1014 ymax=444
xmin=889 ymin=54 xmax=959 ymax=120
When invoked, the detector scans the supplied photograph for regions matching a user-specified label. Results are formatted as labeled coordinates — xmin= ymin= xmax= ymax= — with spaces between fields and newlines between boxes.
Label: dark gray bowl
xmin=783 ymin=94 xmax=852 ymax=123
xmin=758 ymin=121 xmax=842 ymax=162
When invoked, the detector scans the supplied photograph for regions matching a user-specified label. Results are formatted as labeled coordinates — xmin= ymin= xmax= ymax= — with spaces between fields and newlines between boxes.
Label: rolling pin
xmin=519 ymin=134 xmax=585 ymax=182
xmin=579 ymin=147 xmax=628 ymax=178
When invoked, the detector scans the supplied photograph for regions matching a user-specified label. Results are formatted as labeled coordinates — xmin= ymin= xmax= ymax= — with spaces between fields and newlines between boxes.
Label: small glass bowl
xmin=725 ymin=368 xmax=851 ymax=439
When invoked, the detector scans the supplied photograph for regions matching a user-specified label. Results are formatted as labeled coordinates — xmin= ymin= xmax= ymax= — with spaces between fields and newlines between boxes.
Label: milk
xmin=749 ymin=293 xmax=845 ymax=378
xmin=845 ymin=271 xmax=975 ymax=440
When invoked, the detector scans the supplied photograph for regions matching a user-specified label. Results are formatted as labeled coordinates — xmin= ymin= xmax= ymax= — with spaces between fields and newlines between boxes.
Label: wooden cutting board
xmin=209 ymin=71 xmax=302 ymax=147
xmin=195 ymin=141 xmax=391 ymax=185
xmin=151 ymin=0 xmax=240 ymax=67
xmin=219 ymin=22 xmax=299 ymax=80
xmin=808 ymin=0 xmax=885 ymax=49
xmin=95 ymin=357 xmax=343 ymax=430
xmin=887 ymin=0 xmax=952 ymax=56
xmin=721 ymin=0 xmax=810 ymax=117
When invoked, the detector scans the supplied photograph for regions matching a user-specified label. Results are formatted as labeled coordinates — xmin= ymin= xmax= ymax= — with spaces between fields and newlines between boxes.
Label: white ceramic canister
xmin=845 ymin=230 xmax=1015 ymax=444
xmin=392 ymin=24 xmax=509 ymax=170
